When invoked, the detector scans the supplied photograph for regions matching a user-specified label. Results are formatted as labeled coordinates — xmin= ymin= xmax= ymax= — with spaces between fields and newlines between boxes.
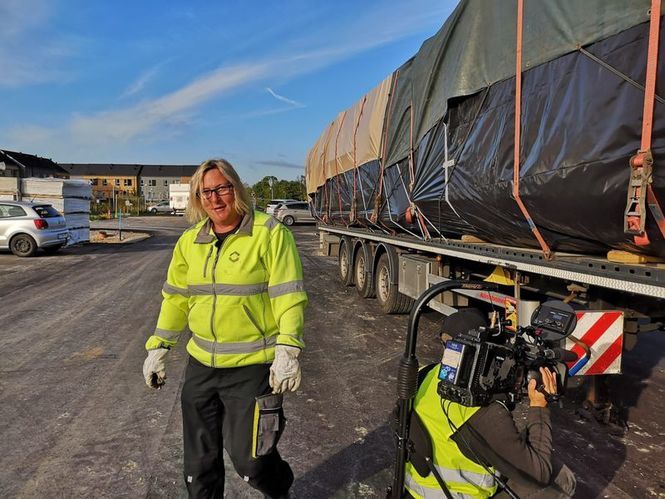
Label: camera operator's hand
xmin=528 ymin=367 xmax=557 ymax=408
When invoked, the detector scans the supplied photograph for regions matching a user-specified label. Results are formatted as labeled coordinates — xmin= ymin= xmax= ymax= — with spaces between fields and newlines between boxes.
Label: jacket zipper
xmin=209 ymin=244 xmax=222 ymax=367
xmin=209 ymin=234 xmax=236 ymax=367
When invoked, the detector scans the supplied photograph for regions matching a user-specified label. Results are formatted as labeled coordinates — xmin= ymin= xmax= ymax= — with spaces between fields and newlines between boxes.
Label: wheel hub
xmin=356 ymin=256 xmax=365 ymax=288
xmin=378 ymin=267 xmax=390 ymax=301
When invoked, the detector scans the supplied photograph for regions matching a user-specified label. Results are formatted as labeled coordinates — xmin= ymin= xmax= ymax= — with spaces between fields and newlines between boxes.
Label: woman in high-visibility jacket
xmin=143 ymin=159 xmax=307 ymax=499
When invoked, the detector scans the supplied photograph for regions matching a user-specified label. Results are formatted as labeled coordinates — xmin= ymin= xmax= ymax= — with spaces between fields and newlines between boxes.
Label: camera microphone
xmin=548 ymin=348 xmax=579 ymax=362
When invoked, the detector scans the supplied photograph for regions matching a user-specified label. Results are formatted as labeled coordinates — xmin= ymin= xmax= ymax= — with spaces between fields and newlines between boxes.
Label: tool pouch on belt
xmin=253 ymin=393 xmax=285 ymax=458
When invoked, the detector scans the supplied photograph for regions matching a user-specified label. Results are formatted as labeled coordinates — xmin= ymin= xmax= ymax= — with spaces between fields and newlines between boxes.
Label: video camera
xmin=437 ymin=300 xmax=578 ymax=407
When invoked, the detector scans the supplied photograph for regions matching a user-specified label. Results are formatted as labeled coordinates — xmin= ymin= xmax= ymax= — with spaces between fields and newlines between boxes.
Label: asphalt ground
xmin=0 ymin=215 xmax=663 ymax=498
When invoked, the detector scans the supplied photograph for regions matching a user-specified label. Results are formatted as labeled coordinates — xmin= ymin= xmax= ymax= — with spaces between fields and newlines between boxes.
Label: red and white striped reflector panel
xmin=565 ymin=311 xmax=624 ymax=375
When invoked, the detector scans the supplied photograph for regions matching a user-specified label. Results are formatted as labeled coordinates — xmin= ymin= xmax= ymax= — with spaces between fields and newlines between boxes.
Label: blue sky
xmin=0 ymin=0 xmax=457 ymax=185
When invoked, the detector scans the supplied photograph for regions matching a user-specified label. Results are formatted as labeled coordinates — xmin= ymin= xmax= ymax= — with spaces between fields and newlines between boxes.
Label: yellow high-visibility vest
xmin=405 ymin=365 xmax=498 ymax=499
xmin=145 ymin=210 xmax=307 ymax=368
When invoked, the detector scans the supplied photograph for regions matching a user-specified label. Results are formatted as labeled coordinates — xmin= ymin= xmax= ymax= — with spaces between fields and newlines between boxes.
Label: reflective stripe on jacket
xmin=145 ymin=210 xmax=307 ymax=368
xmin=405 ymin=366 xmax=498 ymax=499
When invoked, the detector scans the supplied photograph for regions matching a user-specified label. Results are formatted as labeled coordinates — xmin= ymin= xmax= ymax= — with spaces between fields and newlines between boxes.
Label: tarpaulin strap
xmin=334 ymin=110 xmax=348 ymax=224
xmin=513 ymin=0 xmax=552 ymax=260
xmin=624 ymin=0 xmax=665 ymax=245
xmin=322 ymin=182 xmax=330 ymax=224
xmin=409 ymin=103 xmax=415 ymax=189
xmin=319 ymin=130 xmax=330 ymax=221
xmin=352 ymin=96 xmax=368 ymax=224
xmin=373 ymin=70 xmax=399 ymax=223
xmin=418 ymin=212 xmax=431 ymax=240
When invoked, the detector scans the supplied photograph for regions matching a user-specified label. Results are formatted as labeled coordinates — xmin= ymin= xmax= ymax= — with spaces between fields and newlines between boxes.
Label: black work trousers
xmin=181 ymin=356 xmax=293 ymax=499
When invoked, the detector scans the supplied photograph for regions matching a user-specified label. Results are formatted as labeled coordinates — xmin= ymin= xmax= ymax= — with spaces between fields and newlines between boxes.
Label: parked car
xmin=272 ymin=200 xmax=301 ymax=216
xmin=275 ymin=201 xmax=315 ymax=226
xmin=265 ymin=199 xmax=298 ymax=215
xmin=147 ymin=200 xmax=174 ymax=214
xmin=0 ymin=201 xmax=69 ymax=257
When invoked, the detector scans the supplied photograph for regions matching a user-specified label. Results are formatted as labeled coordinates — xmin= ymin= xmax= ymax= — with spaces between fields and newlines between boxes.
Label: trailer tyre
xmin=338 ymin=237 xmax=354 ymax=286
xmin=354 ymin=248 xmax=376 ymax=298
xmin=375 ymin=253 xmax=413 ymax=314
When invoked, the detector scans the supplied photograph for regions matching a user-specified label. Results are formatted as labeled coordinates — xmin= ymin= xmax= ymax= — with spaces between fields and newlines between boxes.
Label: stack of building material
xmin=21 ymin=178 xmax=92 ymax=245
xmin=0 ymin=177 xmax=19 ymax=200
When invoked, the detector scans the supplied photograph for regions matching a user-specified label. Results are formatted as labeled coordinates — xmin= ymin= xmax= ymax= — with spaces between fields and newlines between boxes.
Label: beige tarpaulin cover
xmin=306 ymin=74 xmax=393 ymax=194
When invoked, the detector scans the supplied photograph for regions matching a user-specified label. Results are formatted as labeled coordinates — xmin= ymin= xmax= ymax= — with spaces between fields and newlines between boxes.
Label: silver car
xmin=147 ymin=201 xmax=174 ymax=214
xmin=275 ymin=201 xmax=315 ymax=226
xmin=0 ymin=201 xmax=69 ymax=257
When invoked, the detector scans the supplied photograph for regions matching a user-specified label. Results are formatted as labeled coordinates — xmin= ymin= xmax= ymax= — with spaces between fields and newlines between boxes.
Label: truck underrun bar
xmin=513 ymin=0 xmax=552 ymax=260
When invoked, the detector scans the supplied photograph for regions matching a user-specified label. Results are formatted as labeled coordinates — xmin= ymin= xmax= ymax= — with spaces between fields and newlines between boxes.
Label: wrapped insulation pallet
xmin=21 ymin=178 xmax=92 ymax=245
xmin=305 ymin=0 xmax=665 ymax=257
xmin=0 ymin=177 xmax=19 ymax=201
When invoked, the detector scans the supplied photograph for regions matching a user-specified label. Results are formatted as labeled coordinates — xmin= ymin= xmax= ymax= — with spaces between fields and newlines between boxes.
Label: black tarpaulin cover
xmin=307 ymin=1 xmax=665 ymax=256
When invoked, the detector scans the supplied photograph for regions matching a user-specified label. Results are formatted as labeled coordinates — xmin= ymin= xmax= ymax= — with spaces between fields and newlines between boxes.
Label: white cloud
xmin=0 ymin=0 xmax=79 ymax=87
xmin=0 ymin=0 xmax=50 ymax=37
xmin=256 ymin=159 xmax=303 ymax=170
xmin=70 ymin=62 xmax=271 ymax=142
xmin=6 ymin=1 xmax=452 ymax=150
xmin=266 ymin=87 xmax=304 ymax=108
xmin=121 ymin=66 xmax=161 ymax=99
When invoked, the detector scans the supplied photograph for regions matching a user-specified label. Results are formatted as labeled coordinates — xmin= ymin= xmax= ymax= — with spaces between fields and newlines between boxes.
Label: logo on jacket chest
xmin=229 ymin=251 xmax=240 ymax=263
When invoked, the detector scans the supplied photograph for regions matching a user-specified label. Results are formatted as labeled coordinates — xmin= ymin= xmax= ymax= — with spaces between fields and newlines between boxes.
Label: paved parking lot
xmin=0 ymin=216 xmax=663 ymax=498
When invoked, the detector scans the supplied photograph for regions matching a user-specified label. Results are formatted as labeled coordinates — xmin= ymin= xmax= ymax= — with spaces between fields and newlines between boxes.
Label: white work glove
xmin=143 ymin=348 xmax=169 ymax=389
xmin=269 ymin=345 xmax=302 ymax=394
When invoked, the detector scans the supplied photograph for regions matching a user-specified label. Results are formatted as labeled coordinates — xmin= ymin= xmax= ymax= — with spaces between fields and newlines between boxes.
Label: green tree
xmin=250 ymin=175 xmax=306 ymax=208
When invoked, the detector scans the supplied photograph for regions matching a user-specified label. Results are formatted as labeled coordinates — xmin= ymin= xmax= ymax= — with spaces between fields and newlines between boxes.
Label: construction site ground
xmin=0 ymin=216 xmax=663 ymax=498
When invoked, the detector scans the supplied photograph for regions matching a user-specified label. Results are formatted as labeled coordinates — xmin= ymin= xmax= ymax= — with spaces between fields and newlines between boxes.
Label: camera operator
xmin=403 ymin=309 xmax=576 ymax=499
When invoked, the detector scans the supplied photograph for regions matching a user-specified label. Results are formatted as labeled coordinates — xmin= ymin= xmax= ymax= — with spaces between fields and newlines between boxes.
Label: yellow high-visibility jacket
xmin=145 ymin=210 xmax=307 ymax=368
xmin=405 ymin=365 xmax=498 ymax=499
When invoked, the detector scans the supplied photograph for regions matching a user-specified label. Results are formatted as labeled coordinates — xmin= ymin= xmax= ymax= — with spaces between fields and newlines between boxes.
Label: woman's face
xmin=200 ymin=168 xmax=241 ymax=230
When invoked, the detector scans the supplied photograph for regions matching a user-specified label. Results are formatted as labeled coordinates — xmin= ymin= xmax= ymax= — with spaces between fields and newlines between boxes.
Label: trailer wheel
xmin=375 ymin=253 xmax=413 ymax=314
xmin=338 ymin=237 xmax=354 ymax=286
xmin=354 ymin=246 xmax=376 ymax=298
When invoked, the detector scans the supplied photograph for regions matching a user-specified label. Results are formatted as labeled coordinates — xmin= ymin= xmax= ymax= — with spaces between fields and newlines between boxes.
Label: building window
xmin=140 ymin=179 xmax=145 ymax=186
xmin=164 ymin=180 xmax=169 ymax=186
xmin=149 ymin=179 xmax=157 ymax=187
xmin=115 ymin=179 xmax=120 ymax=187
xmin=102 ymin=179 xmax=108 ymax=186
xmin=124 ymin=179 xmax=132 ymax=186
xmin=90 ymin=178 xmax=98 ymax=186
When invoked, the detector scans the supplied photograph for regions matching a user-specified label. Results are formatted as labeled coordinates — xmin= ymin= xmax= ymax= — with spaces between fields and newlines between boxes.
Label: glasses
xmin=199 ymin=184 xmax=234 ymax=199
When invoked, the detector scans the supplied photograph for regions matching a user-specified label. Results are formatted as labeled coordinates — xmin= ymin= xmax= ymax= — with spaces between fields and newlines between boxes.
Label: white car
xmin=0 ymin=201 xmax=69 ymax=257
xmin=266 ymin=199 xmax=298 ymax=216
xmin=275 ymin=201 xmax=315 ymax=226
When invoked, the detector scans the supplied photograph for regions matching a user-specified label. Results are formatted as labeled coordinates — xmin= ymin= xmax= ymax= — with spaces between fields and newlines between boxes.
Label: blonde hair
xmin=186 ymin=159 xmax=252 ymax=224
